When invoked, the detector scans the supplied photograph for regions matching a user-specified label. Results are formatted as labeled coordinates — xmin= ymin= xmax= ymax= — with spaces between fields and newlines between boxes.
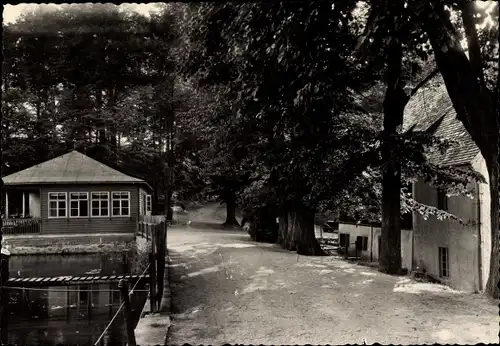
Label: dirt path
xmin=166 ymin=215 xmax=497 ymax=345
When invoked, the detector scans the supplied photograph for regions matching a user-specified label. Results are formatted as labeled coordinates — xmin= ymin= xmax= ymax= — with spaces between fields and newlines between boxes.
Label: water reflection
xmin=7 ymin=253 xmax=147 ymax=346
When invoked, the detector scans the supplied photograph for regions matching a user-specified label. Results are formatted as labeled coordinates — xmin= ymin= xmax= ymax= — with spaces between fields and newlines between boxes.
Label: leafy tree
xmin=182 ymin=2 xmax=396 ymax=254
xmin=359 ymin=0 xmax=499 ymax=295
xmin=2 ymin=4 xmax=181 ymax=214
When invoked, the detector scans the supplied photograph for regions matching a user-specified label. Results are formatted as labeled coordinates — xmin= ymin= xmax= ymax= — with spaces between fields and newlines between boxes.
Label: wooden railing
xmin=2 ymin=218 xmax=41 ymax=234
xmin=136 ymin=215 xmax=167 ymax=313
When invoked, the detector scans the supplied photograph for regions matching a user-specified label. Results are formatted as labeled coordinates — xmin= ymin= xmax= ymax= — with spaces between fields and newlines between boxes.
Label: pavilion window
xmin=112 ymin=191 xmax=130 ymax=217
xmin=69 ymin=192 xmax=89 ymax=217
xmin=91 ymin=192 xmax=109 ymax=217
xmin=48 ymin=192 xmax=67 ymax=218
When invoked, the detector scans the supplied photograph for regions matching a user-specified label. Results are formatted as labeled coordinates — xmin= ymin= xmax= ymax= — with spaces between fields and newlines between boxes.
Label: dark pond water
xmin=6 ymin=253 xmax=148 ymax=346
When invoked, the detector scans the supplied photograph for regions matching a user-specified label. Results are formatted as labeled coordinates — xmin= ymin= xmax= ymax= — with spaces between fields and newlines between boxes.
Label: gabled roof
xmin=3 ymin=150 xmax=151 ymax=189
xmin=403 ymin=74 xmax=480 ymax=167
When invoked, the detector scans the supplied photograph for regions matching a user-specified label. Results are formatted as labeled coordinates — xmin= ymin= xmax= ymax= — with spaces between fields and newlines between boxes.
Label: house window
xmin=362 ymin=236 xmax=368 ymax=251
xmin=437 ymin=189 xmax=448 ymax=211
xmin=112 ymin=192 xmax=130 ymax=216
xmin=70 ymin=192 xmax=89 ymax=217
xmin=91 ymin=192 xmax=109 ymax=217
xmin=339 ymin=233 xmax=350 ymax=248
xmin=48 ymin=192 xmax=67 ymax=218
xmin=355 ymin=236 xmax=369 ymax=251
xmin=438 ymin=247 xmax=449 ymax=278
xmin=146 ymin=195 xmax=152 ymax=213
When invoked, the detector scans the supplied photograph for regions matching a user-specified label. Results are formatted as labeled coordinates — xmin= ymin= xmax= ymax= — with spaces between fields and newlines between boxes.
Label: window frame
xmin=146 ymin=194 xmax=152 ymax=213
xmin=90 ymin=191 xmax=110 ymax=218
xmin=362 ymin=236 xmax=368 ymax=251
xmin=111 ymin=191 xmax=131 ymax=217
xmin=438 ymin=246 xmax=449 ymax=278
xmin=48 ymin=192 xmax=68 ymax=219
xmin=339 ymin=233 xmax=350 ymax=248
xmin=69 ymin=192 xmax=89 ymax=218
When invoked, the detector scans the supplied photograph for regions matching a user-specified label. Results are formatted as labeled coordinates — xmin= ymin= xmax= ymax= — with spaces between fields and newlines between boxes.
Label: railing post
xmin=155 ymin=222 xmax=166 ymax=311
xmin=118 ymin=279 xmax=136 ymax=346
xmin=87 ymin=285 xmax=92 ymax=320
xmin=148 ymin=252 xmax=156 ymax=313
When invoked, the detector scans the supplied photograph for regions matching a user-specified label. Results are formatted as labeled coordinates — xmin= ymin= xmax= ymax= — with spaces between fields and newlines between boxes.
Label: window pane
xmin=102 ymin=208 xmax=108 ymax=216
xmin=59 ymin=201 xmax=66 ymax=209
xmin=112 ymin=207 xmax=120 ymax=216
xmin=71 ymin=201 xmax=78 ymax=209
xmin=92 ymin=201 xmax=99 ymax=208
xmin=121 ymin=207 xmax=129 ymax=215
xmin=71 ymin=209 xmax=79 ymax=217
xmin=122 ymin=200 xmax=129 ymax=208
xmin=102 ymin=201 xmax=108 ymax=208
xmin=50 ymin=209 xmax=57 ymax=217
xmin=80 ymin=201 xmax=88 ymax=216
xmin=112 ymin=193 xmax=120 ymax=199
xmin=121 ymin=192 xmax=129 ymax=198
xmin=92 ymin=208 xmax=99 ymax=216
xmin=60 ymin=209 xmax=66 ymax=217
xmin=49 ymin=201 xmax=57 ymax=209
xmin=58 ymin=193 xmax=66 ymax=199
xmin=113 ymin=201 xmax=120 ymax=208
xmin=70 ymin=193 xmax=79 ymax=199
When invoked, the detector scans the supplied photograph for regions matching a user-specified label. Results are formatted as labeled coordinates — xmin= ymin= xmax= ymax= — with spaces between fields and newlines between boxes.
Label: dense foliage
xmin=2 ymin=2 xmax=498 ymax=295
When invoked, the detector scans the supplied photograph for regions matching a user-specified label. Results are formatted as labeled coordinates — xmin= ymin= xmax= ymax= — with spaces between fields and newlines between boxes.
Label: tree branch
xmin=409 ymin=68 xmax=439 ymax=98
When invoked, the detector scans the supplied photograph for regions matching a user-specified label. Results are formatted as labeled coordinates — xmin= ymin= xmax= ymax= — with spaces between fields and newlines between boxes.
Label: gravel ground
xmin=166 ymin=204 xmax=497 ymax=345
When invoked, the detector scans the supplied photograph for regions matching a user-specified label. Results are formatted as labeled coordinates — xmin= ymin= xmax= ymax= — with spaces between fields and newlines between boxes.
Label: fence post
xmin=0 ymin=249 xmax=10 ymax=344
xmin=87 ymin=284 xmax=92 ymax=320
xmin=118 ymin=279 xmax=136 ymax=346
xmin=155 ymin=222 xmax=166 ymax=311
xmin=149 ymin=252 xmax=156 ymax=313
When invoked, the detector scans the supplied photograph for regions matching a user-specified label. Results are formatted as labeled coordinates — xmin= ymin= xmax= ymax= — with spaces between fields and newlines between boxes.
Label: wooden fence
xmin=2 ymin=218 xmax=41 ymax=235
xmin=136 ymin=215 xmax=167 ymax=313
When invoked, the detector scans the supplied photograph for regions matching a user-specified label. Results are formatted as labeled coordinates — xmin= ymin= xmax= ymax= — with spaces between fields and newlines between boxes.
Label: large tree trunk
xmin=485 ymin=150 xmax=500 ymax=298
xmin=278 ymin=207 xmax=325 ymax=256
xmin=277 ymin=213 xmax=288 ymax=247
xmin=379 ymin=2 xmax=406 ymax=275
xmin=293 ymin=207 xmax=326 ymax=256
xmin=223 ymin=191 xmax=240 ymax=227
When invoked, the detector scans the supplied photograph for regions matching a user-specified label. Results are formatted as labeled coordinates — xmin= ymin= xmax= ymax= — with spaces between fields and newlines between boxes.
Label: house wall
xmin=29 ymin=192 xmax=41 ymax=218
xmin=138 ymin=187 xmax=152 ymax=216
xmin=412 ymin=171 xmax=481 ymax=292
xmin=40 ymin=184 xmax=141 ymax=234
xmin=471 ymin=153 xmax=491 ymax=291
xmin=337 ymin=223 xmax=412 ymax=269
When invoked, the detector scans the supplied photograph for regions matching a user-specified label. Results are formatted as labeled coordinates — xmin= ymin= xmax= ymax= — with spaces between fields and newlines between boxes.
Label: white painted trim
xmin=69 ymin=192 xmax=90 ymax=218
xmin=111 ymin=191 xmax=131 ymax=217
xmin=48 ymin=192 xmax=68 ymax=219
xmin=5 ymin=191 xmax=8 ymax=219
xmin=146 ymin=194 xmax=152 ymax=213
xmin=90 ymin=191 xmax=110 ymax=218
xmin=22 ymin=193 xmax=25 ymax=218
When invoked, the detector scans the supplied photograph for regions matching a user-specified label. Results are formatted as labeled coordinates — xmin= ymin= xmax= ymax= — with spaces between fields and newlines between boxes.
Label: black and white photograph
xmin=0 ymin=1 xmax=499 ymax=345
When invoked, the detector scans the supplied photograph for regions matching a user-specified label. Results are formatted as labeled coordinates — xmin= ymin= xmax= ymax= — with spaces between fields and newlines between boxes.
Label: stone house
xmin=404 ymin=75 xmax=491 ymax=292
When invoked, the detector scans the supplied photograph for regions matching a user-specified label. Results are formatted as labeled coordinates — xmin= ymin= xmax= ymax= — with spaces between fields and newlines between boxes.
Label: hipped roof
xmin=3 ymin=150 xmax=152 ymax=190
